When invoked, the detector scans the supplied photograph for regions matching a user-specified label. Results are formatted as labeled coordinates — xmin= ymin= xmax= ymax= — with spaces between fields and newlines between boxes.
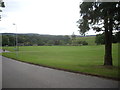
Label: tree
xmin=77 ymin=2 xmax=120 ymax=66
xmin=115 ymin=31 xmax=120 ymax=43
xmin=2 ymin=35 xmax=9 ymax=46
xmin=95 ymin=32 xmax=119 ymax=45
xmin=0 ymin=0 xmax=5 ymax=20
xmin=95 ymin=33 xmax=105 ymax=45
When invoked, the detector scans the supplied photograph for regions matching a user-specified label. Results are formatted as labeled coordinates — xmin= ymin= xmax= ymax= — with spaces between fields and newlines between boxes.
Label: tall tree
xmin=77 ymin=2 xmax=120 ymax=66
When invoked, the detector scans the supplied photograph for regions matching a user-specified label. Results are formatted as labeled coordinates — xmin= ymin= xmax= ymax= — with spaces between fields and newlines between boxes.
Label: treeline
xmin=95 ymin=31 xmax=120 ymax=45
xmin=1 ymin=33 xmax=72 ymax=46
xmin=2 ymin=32 xmax=119 ymax=46
xmin=1 ymin=33 xmax=90 ymax=46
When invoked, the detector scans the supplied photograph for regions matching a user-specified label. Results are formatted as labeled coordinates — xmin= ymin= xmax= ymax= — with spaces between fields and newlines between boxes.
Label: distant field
xmin=2 ymin=44 xmax=119 ymax=79
xmin=76 ymin=36 xmax=96 ymax=45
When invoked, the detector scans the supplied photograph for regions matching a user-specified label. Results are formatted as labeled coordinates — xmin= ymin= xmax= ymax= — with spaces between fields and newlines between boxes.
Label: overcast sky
xmin=0 ymin=0 xmax=98 ymax=35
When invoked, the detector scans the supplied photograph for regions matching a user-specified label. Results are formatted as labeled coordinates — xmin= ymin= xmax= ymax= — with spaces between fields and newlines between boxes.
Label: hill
xmin=76 ymin=36 xmax=96 ymax=45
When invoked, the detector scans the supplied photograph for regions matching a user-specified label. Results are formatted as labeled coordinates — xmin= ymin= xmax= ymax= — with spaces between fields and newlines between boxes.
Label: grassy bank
xmin=2 ymin=44 xmax=119 ymax=79
xmin=76 ymin=36 xmax=96 ymax=45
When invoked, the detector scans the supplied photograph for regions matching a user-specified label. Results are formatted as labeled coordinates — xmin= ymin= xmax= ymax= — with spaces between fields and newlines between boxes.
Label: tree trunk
xmin=104 ymin=17 xmax=113 ymax=66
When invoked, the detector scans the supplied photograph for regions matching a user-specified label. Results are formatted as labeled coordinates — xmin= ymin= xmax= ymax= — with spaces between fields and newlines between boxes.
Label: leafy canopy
xmin=77 ymin=2 xmax=120 ymax=35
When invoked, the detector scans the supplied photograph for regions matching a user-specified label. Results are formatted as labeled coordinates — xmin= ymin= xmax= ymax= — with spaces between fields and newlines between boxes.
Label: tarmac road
xmin=2 ymin=56 xmax=119 ymax=88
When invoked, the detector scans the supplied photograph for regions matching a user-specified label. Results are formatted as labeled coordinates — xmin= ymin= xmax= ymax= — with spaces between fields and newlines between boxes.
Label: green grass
xmin=2 ymin=44 xmax=119 ymax=79
xmin=76 ymin=36 xmax=96 ymax=45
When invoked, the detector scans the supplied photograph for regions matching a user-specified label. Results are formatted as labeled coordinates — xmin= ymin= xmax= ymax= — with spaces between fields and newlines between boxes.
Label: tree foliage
xmin=95 ymin=32 xmax=120 ymax=45
xmin=0 ymin=0 xmax=5 ymax=20
xmin=115 ymin=31 xmax=120 ymax=43
xmin=78 ymin=2 xmax=120 ymax=33
xmin=2 ymin=33 xmax=90 ymax=46
xmin=1 ymin=33 xmax=71 ymax=46
xmin=95 ymin=33 xmax=105 ymax=45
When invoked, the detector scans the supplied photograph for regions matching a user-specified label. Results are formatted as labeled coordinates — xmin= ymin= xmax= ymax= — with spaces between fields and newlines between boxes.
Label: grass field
xmin=2 ymin=44 xmax=119 ymax=79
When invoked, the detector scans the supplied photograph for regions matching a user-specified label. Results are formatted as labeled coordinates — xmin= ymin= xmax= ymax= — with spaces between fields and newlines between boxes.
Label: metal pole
xmin=13 ymin=23 xmax=18 ymax=59
xmin=16 ymin=24 xmax=18 ymax=51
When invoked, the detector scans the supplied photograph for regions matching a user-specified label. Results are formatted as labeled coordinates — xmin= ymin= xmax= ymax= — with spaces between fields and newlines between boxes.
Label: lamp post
xmin=13 ymin=23 xmax=18 ymax=50
xmin=13 ymin=23 xmax=18 ymax=58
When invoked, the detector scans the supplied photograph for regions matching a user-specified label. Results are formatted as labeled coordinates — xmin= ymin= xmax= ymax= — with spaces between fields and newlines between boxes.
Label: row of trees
xmin=2 ymin=32 xmax=119 ymax=47
xmin=2 ymin=33 xmax=90 ymax=46
xmin=2 ymin=33 xmax=71 ymax=46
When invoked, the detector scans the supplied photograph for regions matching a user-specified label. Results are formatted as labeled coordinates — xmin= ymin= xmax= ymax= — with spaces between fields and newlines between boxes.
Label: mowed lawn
xmin=2 ymin=44 xmax=119 ymax=79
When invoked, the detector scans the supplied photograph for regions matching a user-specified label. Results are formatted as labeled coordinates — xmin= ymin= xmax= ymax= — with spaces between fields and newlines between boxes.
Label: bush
xmin=95 ymin=32 xmax=120 ymax=45
xmin=71 ymin=40 xmax=88 ymax=46
xmin=95 ymin=33 xmax=105 ymax=45
xmin=82 ymin=41 xmax=88 ymax=45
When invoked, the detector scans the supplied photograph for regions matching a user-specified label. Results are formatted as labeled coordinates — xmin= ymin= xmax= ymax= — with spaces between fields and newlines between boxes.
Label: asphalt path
xmin=2 ymin=56 xmax=119 ymax=88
